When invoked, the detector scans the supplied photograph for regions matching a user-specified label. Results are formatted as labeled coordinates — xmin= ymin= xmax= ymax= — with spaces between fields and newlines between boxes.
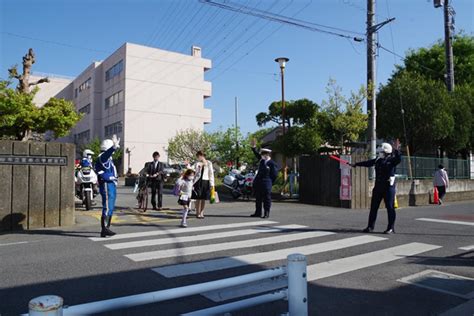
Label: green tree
xmin=256 ymin=98 xmax=322 ymax=157
xmin=319 ymin=80 xmax=368 ymax=152
xmin=401 ymin=34 xmax=474 ymax=86
xmin=0 ymin=81 xmax=82 ymax=140
xmin=167 ymin=129 xmax=215 ymax=163
xmin=0 ymin=80 xmax=38 ymax=140
xmin=211 ymin=126 xmax=250 ymax=166
xmin=256 ymin=98 xmax=317 ymax=128
xmin=376 ymin=71 xmax=472 ymax=155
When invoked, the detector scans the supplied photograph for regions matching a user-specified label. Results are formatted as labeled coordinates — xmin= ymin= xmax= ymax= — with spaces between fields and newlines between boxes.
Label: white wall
xmin=31 ymin=75 xmax=71 ymax=107
xmin=123 ymin=43 xmax=212 ymax=174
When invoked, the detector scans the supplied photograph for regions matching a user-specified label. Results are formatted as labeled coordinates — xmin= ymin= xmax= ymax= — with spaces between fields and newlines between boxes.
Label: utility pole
xmin=235 ymin=97 xmax=239 ymax=168
xmin=367 ymin=0 xmax=377 ymax=160
xmin=443 ymin=0 xmax=455 ymax=92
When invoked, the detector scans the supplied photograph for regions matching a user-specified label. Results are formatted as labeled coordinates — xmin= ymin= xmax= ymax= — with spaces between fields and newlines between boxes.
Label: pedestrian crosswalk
xmin=90 ymin=220 xmax=442 ymax=304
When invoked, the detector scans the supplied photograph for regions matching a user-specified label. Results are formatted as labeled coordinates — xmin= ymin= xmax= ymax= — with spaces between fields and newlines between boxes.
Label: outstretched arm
xmin=251 ymin=138 xmax=261 ymax=160
xmin=99 ymin=146 xmax=116 ymax=164
xmin=354 ymin=158 xmax=377 ymax=168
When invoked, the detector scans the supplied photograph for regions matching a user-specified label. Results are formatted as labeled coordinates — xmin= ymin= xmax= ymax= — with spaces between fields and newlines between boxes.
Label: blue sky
xmin=1 ymin=0 xmax=473 ymax=135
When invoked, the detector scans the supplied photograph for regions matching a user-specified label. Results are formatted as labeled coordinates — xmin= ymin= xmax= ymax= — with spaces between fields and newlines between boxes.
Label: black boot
xmin=263 ymin=211 xmax=270 ymax=218
xmin=250 ymin=213 xmax=261 ymax=217
xmin=100 ymin=216 xmax=107 ymax=238
xmin=362 ymin=227 xmax=374 ymax=233
xmin=106 ymin=216 xmax=116 ymax=236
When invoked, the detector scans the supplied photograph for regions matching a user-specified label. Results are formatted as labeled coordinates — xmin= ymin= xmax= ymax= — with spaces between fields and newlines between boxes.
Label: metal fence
xmin=26 ymin=254 xmax=308 ymax=316
xmin=397 ymin=156 xmax=470 ymax=180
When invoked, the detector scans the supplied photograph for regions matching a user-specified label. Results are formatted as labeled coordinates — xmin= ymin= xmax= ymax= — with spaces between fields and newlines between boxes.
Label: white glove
xmin=112 ymin=134 xmax=120 ymax=149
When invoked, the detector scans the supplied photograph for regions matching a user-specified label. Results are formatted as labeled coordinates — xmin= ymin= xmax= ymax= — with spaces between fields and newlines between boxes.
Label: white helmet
xmin=83 ymin=149 xmax=94 ymax=158
xmin=378 ymin=142 xmax=393 ymax=154
xmin=100 ymin=139 xmax=114 ymax=152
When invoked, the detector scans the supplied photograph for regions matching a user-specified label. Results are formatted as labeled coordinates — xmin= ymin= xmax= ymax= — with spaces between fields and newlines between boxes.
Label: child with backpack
xmin=175 ymin=169 xmax=196 ymax=228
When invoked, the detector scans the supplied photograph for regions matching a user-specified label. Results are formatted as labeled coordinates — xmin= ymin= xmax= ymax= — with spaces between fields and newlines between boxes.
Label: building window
xmin=79 ymin=77 xmax=91 ymax=92
xmin=74 ymin=130 xmax=90 ymax=143
xmin=78 ymin=104 xmax=91 ymax=114
xmin=75 ymin=88 xmax=78 ymax=98
xmin=105 ymin=90 xmax=124 ymax=109
xmin=105 ymin=60 xmax=123 ymax=82
xmin=104 ymin=121 xmax=123 ymax=137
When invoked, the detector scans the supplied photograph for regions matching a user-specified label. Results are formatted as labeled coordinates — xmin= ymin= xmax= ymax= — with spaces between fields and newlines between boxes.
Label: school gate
xmin=0 ymin=141 xmax=75 ymax=231
xmin=299 ymin=155 xmax=369 ymax=209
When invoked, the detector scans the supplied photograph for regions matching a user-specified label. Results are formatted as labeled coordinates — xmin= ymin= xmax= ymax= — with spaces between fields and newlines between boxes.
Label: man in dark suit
xmin=249 ymin=139 xmax=279 ymax=218
xmin=146 ymin=151 xmax=165 ymax=210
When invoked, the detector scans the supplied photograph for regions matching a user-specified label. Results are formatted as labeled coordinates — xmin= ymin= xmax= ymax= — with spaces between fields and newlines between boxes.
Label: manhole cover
xmin=398 ymin=270 xmax=474 ymax=299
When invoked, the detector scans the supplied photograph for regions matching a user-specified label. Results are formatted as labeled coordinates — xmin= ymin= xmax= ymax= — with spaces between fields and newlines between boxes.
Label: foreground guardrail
xmin=26 ymin=254 xmax=308 ymax=315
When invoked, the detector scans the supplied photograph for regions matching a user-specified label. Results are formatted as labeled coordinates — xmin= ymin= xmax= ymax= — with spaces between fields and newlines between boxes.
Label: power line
xmin=199 ymin=0 xmax=362 ymax=39
xmin=210 ymin=0 xmax=313 ymax=80
xmin=146 ymin=0 xmax=182 ymax=46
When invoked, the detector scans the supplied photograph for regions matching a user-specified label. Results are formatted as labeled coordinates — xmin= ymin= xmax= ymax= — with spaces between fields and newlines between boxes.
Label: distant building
xmin=34 ymin=43 xmax=212 ymax=174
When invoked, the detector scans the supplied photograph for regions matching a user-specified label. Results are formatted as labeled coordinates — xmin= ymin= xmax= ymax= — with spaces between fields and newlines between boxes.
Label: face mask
xmin=188 ymin=177 xmax=195 ymax=181
xmin=262 ymin=155 xmax=269 ymax=160
xmin=378 ymin=152 xmax=385 ymax=159
xmin=87 ymin=155 xmax=92 ymax=160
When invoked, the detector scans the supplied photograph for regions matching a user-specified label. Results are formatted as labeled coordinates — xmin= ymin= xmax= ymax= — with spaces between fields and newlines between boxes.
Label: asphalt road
xmin=1 ymin=186 xmax=473 ymax=316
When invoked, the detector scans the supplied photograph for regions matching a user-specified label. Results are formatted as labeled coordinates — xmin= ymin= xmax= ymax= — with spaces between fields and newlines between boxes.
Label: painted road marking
xmin=0 ymin=241 xmax=29 ymax=246
xmin=155 ymin=235 xmax=385 ymax=278
xmin=89 ymin=220 xmax=277 ymax=241
xmin=416 ymin=218 xmax=474 ymax=226
xmin=126 ymin=231 xmax=335 ymax=262
xmin=459 ymin=245 xmax=474 ymax=251
xmin=202 ymin=242 xmax=440 ymax=302
xmin=105 ymin=225 xmax=306 ymax=250
xmin=307 ymin=242 xmax=441 ymax=281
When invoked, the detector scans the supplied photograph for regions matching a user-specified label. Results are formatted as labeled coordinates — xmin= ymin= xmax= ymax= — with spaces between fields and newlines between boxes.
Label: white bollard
xmin=287 ymin=253 xmax=308 ymax=316
xmin=28 ymin=296 xmax=63 ymax=316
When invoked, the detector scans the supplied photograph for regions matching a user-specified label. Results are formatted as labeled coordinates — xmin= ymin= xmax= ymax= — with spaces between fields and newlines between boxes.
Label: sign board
xmin=340 ymin=155 xmax=352 ymax=200
xmin=0 ymin=155 xmax=67 ymax=166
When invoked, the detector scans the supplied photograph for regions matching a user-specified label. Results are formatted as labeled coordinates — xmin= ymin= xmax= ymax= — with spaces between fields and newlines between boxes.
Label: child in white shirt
xmin=177 ymin=169 xmax=195 ymax=227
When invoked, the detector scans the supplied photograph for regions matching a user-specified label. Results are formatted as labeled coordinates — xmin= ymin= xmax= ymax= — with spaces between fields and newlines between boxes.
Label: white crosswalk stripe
xmin=93 ymin=220 xmax=442 ymax=304
xmin=105 ymin=224 xmax=306 ymax=250
xmin=154 ymin=235 xmax=386 ymax=277
xmin=416 ymin=218 xmax=474 ymax=226
xmin=89 ymin=220 xmax=278 ymax=241
xmin=125 ymin=230 xmax=335 ymax=262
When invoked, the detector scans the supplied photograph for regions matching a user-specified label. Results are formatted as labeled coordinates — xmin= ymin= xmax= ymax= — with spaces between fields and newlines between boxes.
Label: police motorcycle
xmin=75 ymin=149 xmax=98 ymax=210
xmin=223 ymin=169 xmax=255 ymax=200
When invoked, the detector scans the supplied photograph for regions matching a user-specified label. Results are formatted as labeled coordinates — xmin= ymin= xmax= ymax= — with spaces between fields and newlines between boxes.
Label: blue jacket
xmin=252 ymin=148 xmax=279 ymax=184
xmin=355 ymin=150 xmax=402 ymax=184
xmin=95 ymin=147 xmax=118 ymax=183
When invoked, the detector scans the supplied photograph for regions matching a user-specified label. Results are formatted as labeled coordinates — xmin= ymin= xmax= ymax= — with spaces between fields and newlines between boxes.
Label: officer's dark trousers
xmin=255 ymin=181 xmax=272 ymax=216
xmin=150 ymin=180 xmax=163 ymax=208
xmin=368 ymin=182 xmax=396 ymax=229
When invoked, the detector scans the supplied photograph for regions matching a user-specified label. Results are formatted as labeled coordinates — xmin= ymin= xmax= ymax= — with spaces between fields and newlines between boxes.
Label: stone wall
xmin=368 ymin=179 xmax=474 ymax=207
xmin=0 ymin=141 xmax=75 ymax=231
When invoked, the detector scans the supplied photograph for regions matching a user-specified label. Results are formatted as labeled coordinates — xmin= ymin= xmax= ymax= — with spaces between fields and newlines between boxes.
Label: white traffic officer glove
xmin=112 ymin=134 xmax=121 ymax=149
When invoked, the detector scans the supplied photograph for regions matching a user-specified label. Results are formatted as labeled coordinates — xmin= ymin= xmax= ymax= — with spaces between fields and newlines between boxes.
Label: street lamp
xmin=275 ymin=57 xmax=289 ymax=182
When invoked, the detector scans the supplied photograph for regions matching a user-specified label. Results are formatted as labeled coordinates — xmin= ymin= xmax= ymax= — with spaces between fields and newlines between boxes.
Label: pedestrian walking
xmin=249 ymin=139 xmax=278 ymax=219
xmin=433 ymin=164 xmax=449 ymax=205
xmin=350 ymin=140 xmax=401 ymax=234
xmin=192 ymin=151 xmax=215 ymax=219
xmin=95 ymin=134 xmax=120 ymax=238
xmin=177 ymin=169 xmax=196 ymax=228
xmin=146 ymin=151 xmax=164 ymax=210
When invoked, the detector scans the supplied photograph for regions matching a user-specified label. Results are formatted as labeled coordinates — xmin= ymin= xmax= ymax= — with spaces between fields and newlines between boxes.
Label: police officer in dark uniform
xmin=249 ymin=139 xmax=279 ymax=219
xmin=351 ymin=140 xmax=401 ymax=234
